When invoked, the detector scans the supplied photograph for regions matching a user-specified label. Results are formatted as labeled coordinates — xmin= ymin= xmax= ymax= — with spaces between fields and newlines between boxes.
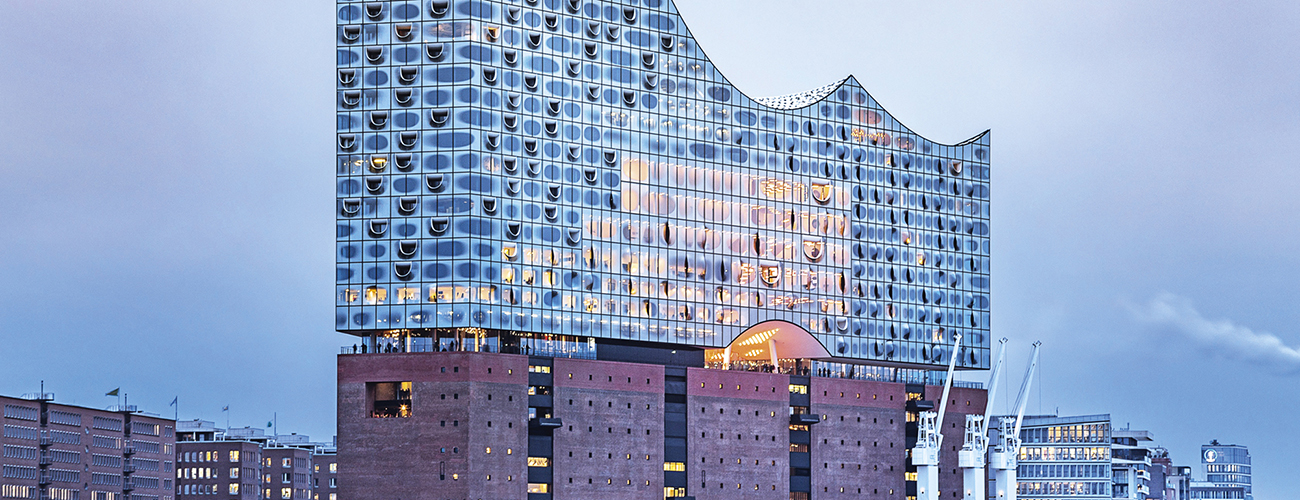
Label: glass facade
xmin=334 ymin=0 xmax=991 ymax=369
xmin=1201 ymin=444 xmax=1251 ymax=500
xmin=1008 ymin=415 xmax=1113 ymax=499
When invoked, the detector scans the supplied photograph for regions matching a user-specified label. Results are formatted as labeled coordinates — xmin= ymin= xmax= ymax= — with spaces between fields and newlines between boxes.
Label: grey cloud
xmin=1131 ymin=293 xmax=1300 ymax=375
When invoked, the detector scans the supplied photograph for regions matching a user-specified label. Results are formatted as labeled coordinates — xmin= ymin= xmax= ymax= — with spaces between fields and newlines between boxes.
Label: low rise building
xmin=2 ymin=393 xmax=174 ymax=500
xmin=175 ymin=422 xmax=327 ymax=500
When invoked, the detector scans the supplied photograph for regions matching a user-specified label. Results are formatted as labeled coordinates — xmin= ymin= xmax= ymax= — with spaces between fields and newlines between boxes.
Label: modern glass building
xmin=334 ymin=0 xmax=992 ymax=373
xmin=1200 ymin=442 xmax=1250 ymax=500
xmin=995 ymin=414 xmax=1114 ymax=500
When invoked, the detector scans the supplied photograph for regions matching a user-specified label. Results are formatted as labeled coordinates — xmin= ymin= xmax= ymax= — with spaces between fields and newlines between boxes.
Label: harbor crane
xmin=912 ymin=333 xmax=963 ymax=500
xmin=989 ymin=341 xmax=1042 ymax=500
xmin=957 ymin=338 xmax=1008 ymax=500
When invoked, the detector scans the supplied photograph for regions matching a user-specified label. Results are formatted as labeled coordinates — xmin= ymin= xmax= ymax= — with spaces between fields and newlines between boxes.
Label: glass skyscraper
xmin=334 ymin=0 xmax=991 ymax=371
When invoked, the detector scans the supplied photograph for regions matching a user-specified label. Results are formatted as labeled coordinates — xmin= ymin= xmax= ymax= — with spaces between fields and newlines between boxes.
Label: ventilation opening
xmin=429 ymin=0 xmax=450 ymax=17
xmin=429 ymin=218 xmax=450 ymax=236
xmin=425 ymin=43 xmax=445 ymax=61
xmin=399 ymin=67 xmax=418 ymax=84
xmin=425 ymin=174 xmax=445 ymax=192
xmin=338 ymin=69 xmax=358 ymax=87
xmin=394 ymin=88 xmax=414 ymax=106
xmin=398 ymin=197 xmax=419 ymax=215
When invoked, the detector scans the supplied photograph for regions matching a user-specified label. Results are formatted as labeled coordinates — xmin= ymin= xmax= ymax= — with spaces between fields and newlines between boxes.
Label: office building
xmin=1 ymin=393 xmax=175 ymax=500
xmin=310 ymin=448 xmax=336 ymax=500
xmin=1153 ymin=450 xmax=1191 ymax=500
xmin=175 ymin=422 xmax=326 ymax=500
xmin=334 ymin=0 xmax=992 ymax=498
xmin=1109 ymin=427 xmax=1155 ymax=499
xmin=1199 ymin=442 xmax=1250 ymax=500
xmin=994 ymin=414 xmax=1113 ymax=500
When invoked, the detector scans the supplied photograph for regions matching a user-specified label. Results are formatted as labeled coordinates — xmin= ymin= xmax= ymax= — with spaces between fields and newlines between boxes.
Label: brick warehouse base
xmin=338 ymin=351 xmax=985 ymax=500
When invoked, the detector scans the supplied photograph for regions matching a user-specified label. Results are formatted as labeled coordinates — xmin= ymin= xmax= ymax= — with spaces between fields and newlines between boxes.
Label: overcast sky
xmin=1 ymin=0 xmax=1297 ymax=496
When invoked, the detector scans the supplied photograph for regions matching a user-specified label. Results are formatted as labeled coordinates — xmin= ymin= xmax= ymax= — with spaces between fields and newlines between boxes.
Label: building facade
xmin=1199 ymin=443 xmax=1249 ymax=500
xmin=1 ymin=394 xmax=175 ymax=500
xmin=997 ymin=414 xmax=1113 ymax=500
xmin=1109 ymin=428 xmax=1154 ymax=500
xmin=175 ymin=422 xmax=327 ymax=500
xmin=310 ymin=449 xmax=336 ymax=500
xmin=333 ymin=0 xmax=993 ymax=370
xmin=334 ymin=0 xmax=992 ymax=499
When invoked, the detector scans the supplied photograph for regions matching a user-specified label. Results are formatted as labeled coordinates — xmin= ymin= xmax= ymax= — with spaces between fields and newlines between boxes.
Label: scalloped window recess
xmin=368 ymin=220 xmax=389 ymax=237
xmin=622 ymin=91 xmax=637 ymax=107
xmin=399 ymin=67 xmax=419 ymax=84
xmin=338 ymin=70 xmax=358 ymax=87
xmin=425 ymin=174 xmax=445 ymax=192
xmin=341 ymin=199 xmax=362 ymax=217
xmin=506 ymin=6 xmax=521 ymax=23
xmin=368 ymin=111 xmax=389 ymax=129
xmin=506 ymin=179 xmax=521 ymax=196
xmin=398 ymin=240 xmax=419 ymax=258
xmin=642 ymin=74 xmax=657 ymax=89
xmin=543 ymin=205 xmax=558 ymax=221
xmin=523 ymin=140 xmax=538 ymax=156
xmin=661 ymin=35 xmax=675 ymax=52
xmin=394 ymin=88 xmax=415 ymax=105
xmin=526 ymin=32 xmax=542 ymax=48
xmin=605 ymin=25 xmax=620 ymax=41
xmin=546 ymin=99 xmax=561 ymax=115
xmin=505 ymin=93 xmax=521 ymax=109
xmin=394 ymin=153 xmax=414 ymax=171
xmin=398 ymin=132 xmax=419 ymax=150
xmin=394 ymin=262 xmax=415 ymax=279
xmin=583 ymin=168 xmax=598 ymax=185
xmin=603 ymin=150 xmax=618 ymax=166
xmin=484 ymin=26 xmax=500 ymax=43
xmin=641 ymin=52 xmax=656 ymax=68
xmin=566 ymin=146 xmax=581 ymax=161
xmin=622 ymin=7 xmax=637 ymax=24
xmin=368 ymin=155 xmax=388 ymax=173
xmin=425 ymin=43 xmax=445 ymax=61
xmin=482 ymin=198 xmax=499 ymax=215
xmin=364 ymin=177 xmax=385 ymax=195
xmin=341 ymin=25 xmax=361 ymax=43
xmin=484 ymin=133 xmax=500 ymax=150
xmin=583 ymin=42 xmax=599 ymax=59
xmin=503 ymin=158 xmax=518 ymax=174
xmin=565 ymin=0 xmax=581 ymax=14
xmin=398 ymin=197 xmax=419 ymax=215
xmin=759 ymin=263 xmax=782 ymax=287
xmin=544 ymin=121 xmax=558 ymax=137
xmin=394 ymin=24 xmax=414 ymax=40
xmin=605 ymin=193 xmax=619 ymax=210
xmin=585 ymin=21 xmax=600 ymax=38
xmin=524 ymin=75 xmax=539 ymax=91
xmin=503 ymin=49 xmax=518 ymax=66
xmin=429 ymin=218 xmax=450 ymax=236
xmin=364 ymin=2 xmax=384 ymax=20
xmin=482 ymin=67 xmax=498 ymax=85
xmin=546 ymin=185 xmax=562 ymax=201
xmin=544 ymin=13 xmax=559 ymax=31
xmin=429 ymin=109 xmax=450 ymax=126
xmin=503 ymin=115 xmax=519 ymax=130
xmin=501 ymin=244 xmax=518 ymax=261
xmin=803 ymin=238 xmax=825 ymax=263
xmin=811 ymin=182 xmax=834 ymax=205
xmin=505 ymin=222 xmax=522 ymax=239
xmin=586 ymin=85 xmax=601 ymax=101
xmin=429 ymin=0 xmax=450 ymax=17
xmin=338 ymin=134 xmax=357 ymax=150
xmin=568 ymin=61 xmax=583 ymax=77
xmin=566 ymin=229 xmax=582 ymax=246
xmin=341 ymin=91 xmax=361 ymax=108
xmin=365 ymin=47 xmax=385 ymax=64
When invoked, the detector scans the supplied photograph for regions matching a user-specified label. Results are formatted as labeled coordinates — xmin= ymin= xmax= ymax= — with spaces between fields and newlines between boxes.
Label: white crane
xmin=913 ymin=333 xmax=963 ymax=500
xmin=989 ymin=341 xmax=1041 ymax=500
xmin=957 ymin=338 xmax=1008 ymax=500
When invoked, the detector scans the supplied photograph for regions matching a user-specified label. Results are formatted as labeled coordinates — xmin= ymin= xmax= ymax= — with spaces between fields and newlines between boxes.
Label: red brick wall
xmin=686 ymin=368 xmax=790 ymax=500
xmin=932 ymin=386 xmax=988 ymax=500
xmin=810 ymin=378 xmax=909 ymax=498
xmin=551 ymin=359 xmax=665 ymax=499
xmin=337 ymin=352 xmax=528 ymax=500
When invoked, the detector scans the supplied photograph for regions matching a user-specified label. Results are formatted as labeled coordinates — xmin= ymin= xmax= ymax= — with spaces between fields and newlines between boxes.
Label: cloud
xmin=1131 ymin=293 xmax=1300 ymax=375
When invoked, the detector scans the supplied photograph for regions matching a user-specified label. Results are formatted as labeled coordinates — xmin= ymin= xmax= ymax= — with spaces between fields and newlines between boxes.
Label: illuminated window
xmin=527 ymin=457 xmax=550 ymax=468
xmin=329 ymin=463 xmax=337 ymax=474
xmin=230 ymin=451 xmax=240 ymax=462
xmin=663 ymin=462 xmax=685 ymax=472
xmin=369 ymin=382 xmax=413 ymax=418
xmin=230 ymin=468 xmax=240 ymax=479
xmin=526 ymin=484 xmax=548 ymax=494
xmin=229 ymin=484 xmax=240 ymax=495
xmin=281 ymin=488 xmax=292 ymax=499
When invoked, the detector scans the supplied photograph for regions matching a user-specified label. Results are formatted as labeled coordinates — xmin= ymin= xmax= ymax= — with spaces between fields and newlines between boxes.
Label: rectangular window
xmin=92 ymin=435 xmax=121 ymax=450
xmin=526 ymin=484 xmax=548 ymax=494
xmin=788 ymin=384 xmax=808 ymax=394
xmin=2 ymin=485 xmax=35 ymax=499
xmin=229 ymin=484 xmax=240 ymax=495
xmin=230 ymin=451 xmax=240 ymax=462
xmin=526 ymin=457 xmax=550 ymax=468
xmin=230 ymin=468 xmax=240 ymax=479
xmin=328 ymin=478 xmax=336 ymax=488
xmin=92 ymin=417 xmax=123 ymax=432
xmin=281 ymin=488 xmax=292 ymax=500
xmin=47 ymin=411 xmax=82 ymax=427
xmin=3 ymin=425 xmax=38 ymax=441
xmin=328 ymin=463 xmax=336 ymax=474
xmin=663 ymin=462 xmax=685 ymax=472
xmin=3 ymin=405 xmax=39 ymax=421
xmin=2 ymin=466 xmax=38 ymax=480
xmin=282 ymin=458 xmax=292 ymax=468
xmin=3 ymin=445 xmax=37 ymax=460
xmin=367 ymin=382 xmax=412 ymax=418
xmin=131 ymin=422 xmax=160 ymax=436
xmin=282 ymin=473 xmax=291 ymax=483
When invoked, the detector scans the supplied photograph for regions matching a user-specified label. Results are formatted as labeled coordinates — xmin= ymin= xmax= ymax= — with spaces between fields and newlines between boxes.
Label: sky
xmin=1 ymin=0 xmax=1297 ymax=496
